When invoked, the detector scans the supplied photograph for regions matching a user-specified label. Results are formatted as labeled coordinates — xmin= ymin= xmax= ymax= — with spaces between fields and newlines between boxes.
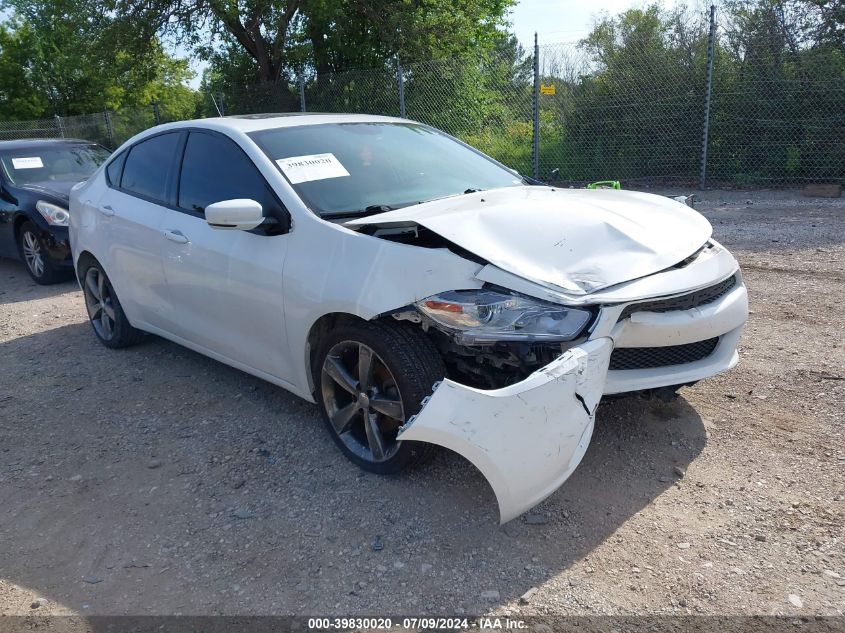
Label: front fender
xmin=398 ymin=338 xmax=613 ymax=523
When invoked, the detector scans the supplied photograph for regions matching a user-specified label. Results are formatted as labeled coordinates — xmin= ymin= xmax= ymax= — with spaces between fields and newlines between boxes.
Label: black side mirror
xmin=249 ymin=209 xmax=291 ymax=236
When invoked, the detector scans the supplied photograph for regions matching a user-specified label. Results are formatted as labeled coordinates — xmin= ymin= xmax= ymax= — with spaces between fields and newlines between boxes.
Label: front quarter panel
xmin=282 ymin=216 xmax=485 ymax=399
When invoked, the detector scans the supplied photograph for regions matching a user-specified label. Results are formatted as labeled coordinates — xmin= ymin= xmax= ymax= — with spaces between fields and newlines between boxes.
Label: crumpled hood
xmin=345 ymin=186 xmax=712 ymax=294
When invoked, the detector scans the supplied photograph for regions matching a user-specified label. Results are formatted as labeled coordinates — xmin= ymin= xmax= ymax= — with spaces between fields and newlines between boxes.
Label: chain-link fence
xmin=535 ymin=41 xmax=708 ymax=186
xmin=0 ymin=105 xmax=164 ymax=149
xmin=1 ymin=16 xmax=843 ymax=188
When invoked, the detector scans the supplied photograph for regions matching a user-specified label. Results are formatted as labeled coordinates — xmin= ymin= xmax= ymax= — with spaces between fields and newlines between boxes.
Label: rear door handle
xmin=163 ymin=229 xmax=189 ymax=244
xmin=98 ymin=205 xmax=115 ymax=217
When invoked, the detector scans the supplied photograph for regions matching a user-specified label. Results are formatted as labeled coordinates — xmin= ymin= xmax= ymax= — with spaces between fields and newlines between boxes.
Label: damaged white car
xmin=69 ymin=114 xmax=748 ymax=522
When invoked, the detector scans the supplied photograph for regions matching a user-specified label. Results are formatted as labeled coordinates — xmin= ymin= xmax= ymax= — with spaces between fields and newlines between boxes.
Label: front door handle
xmin=163 ymin=229 xmax=189 ymax=244
xmin=98 ymin=204 xmax=115 ymax=217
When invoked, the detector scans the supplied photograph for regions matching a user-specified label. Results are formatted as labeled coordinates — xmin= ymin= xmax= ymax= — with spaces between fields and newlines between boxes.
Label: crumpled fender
xmin=398 ymin=338 xmax=613 ymax=523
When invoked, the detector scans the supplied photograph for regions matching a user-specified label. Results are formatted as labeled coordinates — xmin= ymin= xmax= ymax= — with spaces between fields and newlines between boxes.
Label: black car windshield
xmin=0 ymin=144 xmax=110 ymax=186
xmin=249 ymin=122 xmax=524 ymax=217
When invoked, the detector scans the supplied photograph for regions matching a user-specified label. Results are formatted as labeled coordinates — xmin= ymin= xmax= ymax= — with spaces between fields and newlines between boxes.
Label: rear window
xmin=121 ymin=133 xmax=182 ymax=203
xmin=105 ymin=151 xmax=126 ymax=187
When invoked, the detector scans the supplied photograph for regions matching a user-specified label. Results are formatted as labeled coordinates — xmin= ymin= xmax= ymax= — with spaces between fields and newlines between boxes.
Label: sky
xmin=508 ymin=0 xmax=682 ymax=49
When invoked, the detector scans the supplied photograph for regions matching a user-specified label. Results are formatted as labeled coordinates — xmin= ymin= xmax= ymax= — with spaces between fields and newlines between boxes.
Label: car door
xmin=97 ymin=131 xmax=184 ymax=331
xmin=159 ymin=129 xmax=292 ymax=381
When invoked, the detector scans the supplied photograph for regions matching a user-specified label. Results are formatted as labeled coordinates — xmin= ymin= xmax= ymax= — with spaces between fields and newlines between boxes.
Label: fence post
xmin=396 ymin=55 xmax=406 ymax=118
xmin=54 ymin=115 xmax=65 ymax=138
xmin=532 ymin=33 xmax=540 ymax=180
xmin=103 ymin=111 xmax=114 ymax=148
xmin=699 ymin=4 xmax=717 ymax=190
xmin=152 ymin=102 xmax=161 ymax=125
xmin=299 ymin=77 xmax=306 ymax=112
xmin=218 ymin=92 xmax=226 ymax=116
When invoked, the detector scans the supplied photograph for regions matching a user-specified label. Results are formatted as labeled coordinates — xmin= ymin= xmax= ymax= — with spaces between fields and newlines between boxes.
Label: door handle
xmin=98 ymin=204 xmax=115 ymax=217
xmin=163 ymin=229 xmax=189 ymax=244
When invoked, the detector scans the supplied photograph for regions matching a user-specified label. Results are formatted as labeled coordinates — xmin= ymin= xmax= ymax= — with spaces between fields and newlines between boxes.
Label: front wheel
xmin=314 ymin=321 xmax=445 ymax=474
xmin=18 ymin=221 xmax=69 ymax=285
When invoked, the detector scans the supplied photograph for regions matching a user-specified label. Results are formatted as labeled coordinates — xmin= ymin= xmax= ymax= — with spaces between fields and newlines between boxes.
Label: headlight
xmin=36 ymin=200 xmax=69 ymax=226
xmin=416 ymin=289 xmax=592 ymax=344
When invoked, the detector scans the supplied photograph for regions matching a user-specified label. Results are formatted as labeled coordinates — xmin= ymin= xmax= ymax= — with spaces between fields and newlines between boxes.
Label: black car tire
xmin=79 ymin=261 xmax=145 ymax=349
xmin=18 ymin=221 xmax=69 ymax=285
xmin=314 ymin=320 xmax=444 ymax=474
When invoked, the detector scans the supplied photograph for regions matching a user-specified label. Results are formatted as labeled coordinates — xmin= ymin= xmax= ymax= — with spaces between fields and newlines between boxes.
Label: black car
xmin=0 ymin=139 xmax=111 ymax=284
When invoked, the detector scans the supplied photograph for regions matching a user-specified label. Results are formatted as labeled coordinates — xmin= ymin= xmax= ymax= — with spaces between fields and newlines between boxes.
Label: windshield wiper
xmin=321 ymin=204 xmax=396 ymax=220
xmin=323 ymin=190 xmax=485 ymax=220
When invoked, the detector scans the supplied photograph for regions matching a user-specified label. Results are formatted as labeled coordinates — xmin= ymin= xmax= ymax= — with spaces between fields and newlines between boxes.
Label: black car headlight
xmin=416 ymin=289 xmax=592 ymax=344
xmin=36 ymin=200 xmax=69 ymax=226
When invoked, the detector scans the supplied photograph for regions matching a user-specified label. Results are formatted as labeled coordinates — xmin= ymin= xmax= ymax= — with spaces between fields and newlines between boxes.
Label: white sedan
xmin=69 ymin=114 xmax=748 ymax=522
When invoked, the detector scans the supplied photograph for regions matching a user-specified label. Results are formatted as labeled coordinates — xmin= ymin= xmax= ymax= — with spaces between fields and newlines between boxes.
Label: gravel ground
xmin=0 ymin=190 xmax=843 ymax=619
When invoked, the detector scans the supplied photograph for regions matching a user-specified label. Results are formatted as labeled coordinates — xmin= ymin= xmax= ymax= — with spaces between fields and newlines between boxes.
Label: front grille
xmin=609 ymin=337 xmax=720 ymax=370
xmin=617 ymin=275 xmax=737 ymax=322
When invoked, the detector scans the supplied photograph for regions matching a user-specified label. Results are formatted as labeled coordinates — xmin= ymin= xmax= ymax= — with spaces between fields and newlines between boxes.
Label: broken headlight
xmin=416 ymin=290 xmax=592 ymax=344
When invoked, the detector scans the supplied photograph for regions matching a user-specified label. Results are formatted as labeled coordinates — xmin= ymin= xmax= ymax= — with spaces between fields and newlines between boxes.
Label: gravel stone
xmin=1 ymin=191 xmax=843 ymax=616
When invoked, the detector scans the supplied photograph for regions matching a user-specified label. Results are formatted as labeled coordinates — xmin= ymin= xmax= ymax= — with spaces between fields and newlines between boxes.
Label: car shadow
xmin=0 ymin=320 xmax=706 ymax=617
xmin=0 ymin=258 xmax=78 ymax=306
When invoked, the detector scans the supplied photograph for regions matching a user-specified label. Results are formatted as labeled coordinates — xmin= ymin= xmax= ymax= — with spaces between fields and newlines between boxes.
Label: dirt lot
xmin=0 ymin=190 xmax=843 ymax=620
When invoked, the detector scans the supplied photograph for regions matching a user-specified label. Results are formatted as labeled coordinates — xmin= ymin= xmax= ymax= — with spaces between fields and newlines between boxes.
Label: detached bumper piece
xmin=398 ymin=338 xmax=613 ymax=523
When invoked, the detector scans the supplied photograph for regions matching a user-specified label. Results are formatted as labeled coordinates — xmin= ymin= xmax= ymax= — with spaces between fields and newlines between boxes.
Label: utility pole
xmin=104 ymin=111 xmax=114 ymax=148
xmin=699 ymin=4 xmax=717 ymax=190
xmin=532 ymin=32 xmax=540 ymax=180
xmin=397 ymin=56 xmax=406 ymax=118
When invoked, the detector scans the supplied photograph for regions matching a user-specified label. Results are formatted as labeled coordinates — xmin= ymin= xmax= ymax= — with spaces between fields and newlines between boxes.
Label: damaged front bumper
xmin=398 ymin=338 xmax=613 ymax=523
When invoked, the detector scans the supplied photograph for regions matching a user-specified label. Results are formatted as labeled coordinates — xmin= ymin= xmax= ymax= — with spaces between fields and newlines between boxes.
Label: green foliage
xmin=193 ymin=0 xmax=515 ymax=88
xmin=536 ymin=1 xmax=844 ymax=185
xmin=0 ymin=22 xmax=48 ymax=119
xmin=0 ymin=0 xmax=200 ymax=120
xmin=404 ymin=34 xmax=533 ymax=148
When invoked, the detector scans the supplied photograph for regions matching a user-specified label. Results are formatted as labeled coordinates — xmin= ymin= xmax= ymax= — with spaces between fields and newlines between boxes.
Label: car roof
xmin=154 ymin=113 xmax=413 ymax=136
xmin=0 ymin=138 xmax=99 ymax=150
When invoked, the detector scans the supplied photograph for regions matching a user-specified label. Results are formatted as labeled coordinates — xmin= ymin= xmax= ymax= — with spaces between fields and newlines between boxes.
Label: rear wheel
xmin=314 ymin=321 xmax=445 ymax=474
xmin=18 ymin=221 xmax=68 ymax=285
xmin=80 ymin=262 xmax=145 ymax=348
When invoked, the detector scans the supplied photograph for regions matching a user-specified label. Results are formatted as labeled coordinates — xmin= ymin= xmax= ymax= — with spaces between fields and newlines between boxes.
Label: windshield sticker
xmin=276 ymin=153 xmax=350 ymax=184
xmin=12 ymin=157 xmax=44 ymax=169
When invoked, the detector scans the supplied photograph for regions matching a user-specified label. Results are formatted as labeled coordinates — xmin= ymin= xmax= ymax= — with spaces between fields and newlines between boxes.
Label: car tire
xmin=79 ymin=261 xmax=145 ymax=349
xmin=18 ymin=221 xmax=69 ymax=285
xmin=314 ymin=320 xmax=445 ymax=474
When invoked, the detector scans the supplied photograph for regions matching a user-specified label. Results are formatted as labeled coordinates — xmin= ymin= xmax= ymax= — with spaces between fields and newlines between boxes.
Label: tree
xmin=0 ymin=22 xmax=48 ymax=119
xmin=0 ymin=0 xmax=200 ymax=119
xmin=110 ymin=0 xmax=513 ymax=87
xmin=108 ymin=0 xmax=303 ymax=85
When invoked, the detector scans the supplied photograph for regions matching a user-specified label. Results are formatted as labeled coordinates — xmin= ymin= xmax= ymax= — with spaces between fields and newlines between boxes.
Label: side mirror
xmin=205 ymin=199 xmax=264 ymax=231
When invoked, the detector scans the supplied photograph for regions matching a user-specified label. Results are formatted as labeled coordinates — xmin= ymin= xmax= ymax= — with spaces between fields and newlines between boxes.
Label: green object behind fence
xmin=586 ymin=180 xmax=622 ymax=190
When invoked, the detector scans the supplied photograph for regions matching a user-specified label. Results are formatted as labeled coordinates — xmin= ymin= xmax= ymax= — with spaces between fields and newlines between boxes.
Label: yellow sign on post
xmin=540 ymin=84 xmax=556 ymax=95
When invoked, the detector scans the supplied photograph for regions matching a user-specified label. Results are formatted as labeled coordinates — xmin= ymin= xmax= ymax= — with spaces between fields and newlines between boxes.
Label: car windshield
xmin=0 ymin=144 xmax=110 ymax=186
xmin=249 ymin=122 xmax=524 ymax=217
